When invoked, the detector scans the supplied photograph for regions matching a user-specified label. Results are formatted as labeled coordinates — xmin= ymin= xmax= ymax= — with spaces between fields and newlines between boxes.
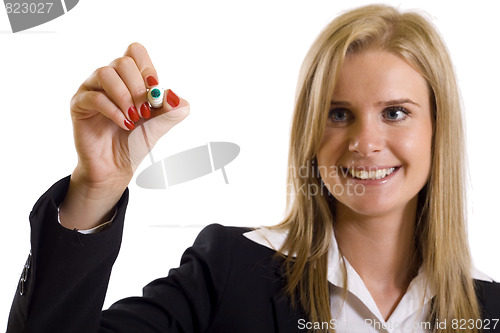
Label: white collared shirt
xmin=244 ymin=227 xmax=492 ymax=333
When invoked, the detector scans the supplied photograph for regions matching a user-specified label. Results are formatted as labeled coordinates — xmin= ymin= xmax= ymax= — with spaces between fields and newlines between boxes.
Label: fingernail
xmin=166 ymin=89 xmax=180 ymax=108
xmin=128 ymin=106 xmax=140 ymax=122
xmin=140 ymin=102 xmax=151 ymax=119
xmin=124 ymin=119 xmax=135 ymax=130
xmin=146 ymin=76 xmax=158 ymax=87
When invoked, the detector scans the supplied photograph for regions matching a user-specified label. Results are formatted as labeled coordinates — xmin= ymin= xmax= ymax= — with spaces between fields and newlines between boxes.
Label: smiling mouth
xmin=344 ymin=167 xmax=399 ymax=180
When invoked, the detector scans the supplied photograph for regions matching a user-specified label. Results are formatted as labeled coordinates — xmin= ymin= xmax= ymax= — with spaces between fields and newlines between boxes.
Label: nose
xmin=348 ymin=120 xmax=384 ymax=156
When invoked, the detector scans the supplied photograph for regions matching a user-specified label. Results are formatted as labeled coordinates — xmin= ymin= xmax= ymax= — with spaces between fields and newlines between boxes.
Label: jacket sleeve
xmin=99 ymin=223 xmax=235 ymax=333
xmin=7 ymin=176 xmax=236 ymax=333
xmin=7 ymin=176 xmax=129 ymax=333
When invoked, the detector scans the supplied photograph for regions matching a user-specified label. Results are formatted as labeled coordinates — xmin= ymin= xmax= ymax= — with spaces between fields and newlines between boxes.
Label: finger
xmin=72 ymin=91 xmax=133 ymax=131
xmin=89 ymin=65 xmax=139 ymax=124
xmin=124 ymin=43 xmax=159 ymax=89
xmin=128 ymin=98 xmax=190 ymax=173
xmin=157 ymin=89 xmax=181 ymax=113
xmin=110 ymin=56 xmax=150 ymax=119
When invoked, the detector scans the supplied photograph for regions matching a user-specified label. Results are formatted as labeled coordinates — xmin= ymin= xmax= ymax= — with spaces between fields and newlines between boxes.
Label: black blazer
xmin=7 ymin=176 xmax=500 ymax=333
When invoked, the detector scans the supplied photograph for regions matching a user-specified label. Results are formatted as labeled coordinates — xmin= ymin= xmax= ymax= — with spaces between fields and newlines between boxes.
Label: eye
xmin=383 ymin=107 xmax=409 ymax=122
xmin=328 ymin=108 xmax=353 ymax=123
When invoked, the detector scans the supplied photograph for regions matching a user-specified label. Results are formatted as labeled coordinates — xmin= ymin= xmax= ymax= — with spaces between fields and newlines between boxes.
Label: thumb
xmin=149 ymin=93 xmax=190 ymax=140
xmin=128 ymin=96 xmax=190 ymax=172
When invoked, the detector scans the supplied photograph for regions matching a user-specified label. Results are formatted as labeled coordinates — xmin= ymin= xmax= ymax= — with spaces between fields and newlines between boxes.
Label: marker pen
xmin=147 ymin=86 xmax=164 ymax=108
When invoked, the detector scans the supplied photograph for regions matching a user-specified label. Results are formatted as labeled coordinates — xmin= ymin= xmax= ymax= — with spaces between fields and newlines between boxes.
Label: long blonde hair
xmin=275 ymin=4 xmax=480 ymax=332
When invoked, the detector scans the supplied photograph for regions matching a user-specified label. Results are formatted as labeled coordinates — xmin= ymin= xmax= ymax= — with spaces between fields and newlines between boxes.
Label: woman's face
xmin=317 ymin=49 xmax=433 ymax=217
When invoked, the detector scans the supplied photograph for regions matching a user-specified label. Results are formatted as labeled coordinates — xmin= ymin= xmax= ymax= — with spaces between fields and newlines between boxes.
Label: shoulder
xmin=178 ymin=224 xmax=285 ymax=302
xmin=187 ymin=224 xmax=285 ymax=282
xmin=474 ymin=279 xmax=500 ymax=319
xmin=194 ymin=223 xmax=251 ymax=244
xmin=192 ymin=224 xmax=280 ymax=261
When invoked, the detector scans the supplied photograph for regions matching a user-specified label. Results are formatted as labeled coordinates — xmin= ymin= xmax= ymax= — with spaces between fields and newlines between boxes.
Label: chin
xmin=334 ymin=195 xmax=404 ymax=218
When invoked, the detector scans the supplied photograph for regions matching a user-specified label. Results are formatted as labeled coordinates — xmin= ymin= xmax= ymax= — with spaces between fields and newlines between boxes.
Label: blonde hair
xmin=274 ymin=4 xmax=480 ymax=333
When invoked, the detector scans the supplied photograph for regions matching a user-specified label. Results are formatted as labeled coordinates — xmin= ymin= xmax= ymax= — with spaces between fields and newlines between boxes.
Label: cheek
xmin=317 ymin=129 xmax=347 ymax=167
xmin=316 ymin=129 xmax=352 ymax=187
xmin=396 ymin=125 xmax=433 ymax=180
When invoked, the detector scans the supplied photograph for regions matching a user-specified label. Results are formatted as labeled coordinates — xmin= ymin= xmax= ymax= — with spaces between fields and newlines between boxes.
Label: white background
xmin=1 ymin=0 xmax=499 ymax=328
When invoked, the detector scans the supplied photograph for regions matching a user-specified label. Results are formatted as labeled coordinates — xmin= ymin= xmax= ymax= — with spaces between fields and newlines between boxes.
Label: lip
xmin=342 ymin=165 xmax=399 ymax=171
xmin=340 ymin=165 xmax=401 ymax=185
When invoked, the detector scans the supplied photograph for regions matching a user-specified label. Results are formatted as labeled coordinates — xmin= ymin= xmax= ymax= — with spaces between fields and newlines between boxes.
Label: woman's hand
xmin=59 ymin=43 xmax=189 ymax=230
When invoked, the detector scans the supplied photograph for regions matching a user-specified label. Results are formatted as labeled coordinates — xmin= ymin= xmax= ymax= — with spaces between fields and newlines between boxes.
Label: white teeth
xmin=348 ymin=167 xmax=396 ymax=180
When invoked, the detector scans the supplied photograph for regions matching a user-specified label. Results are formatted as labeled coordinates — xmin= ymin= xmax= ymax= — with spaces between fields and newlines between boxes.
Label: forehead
xmin=332 ymin=49 xmax=429 ymax=104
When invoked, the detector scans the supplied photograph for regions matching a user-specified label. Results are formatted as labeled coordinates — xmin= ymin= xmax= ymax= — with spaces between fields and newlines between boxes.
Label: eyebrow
xmin=330 ymin=98 xmax=421 ymax=108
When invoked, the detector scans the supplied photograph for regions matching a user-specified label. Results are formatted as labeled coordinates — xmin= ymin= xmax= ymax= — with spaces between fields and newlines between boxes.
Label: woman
xmin=7 ymin=4 xmax=500 ymax=333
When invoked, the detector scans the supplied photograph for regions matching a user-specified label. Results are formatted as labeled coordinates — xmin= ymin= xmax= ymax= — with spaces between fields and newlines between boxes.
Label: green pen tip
xmin=151 ymin=89 xmax=161 ymax=98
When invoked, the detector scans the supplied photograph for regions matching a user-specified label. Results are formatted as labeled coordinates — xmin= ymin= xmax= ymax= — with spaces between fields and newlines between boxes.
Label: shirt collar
xmin=243 ymin=227 xmax=492 ymax=324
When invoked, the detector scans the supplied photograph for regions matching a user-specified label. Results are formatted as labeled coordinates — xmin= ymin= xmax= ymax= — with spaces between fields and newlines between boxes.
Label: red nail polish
xmin=146 ymin=76 xmax=158 ymax=87
xmin=166 ymin=89 xmax=180 ymax=108
xmin=124 ymin=119 xmax=135 ymax=130
xmin=128 ymin=106 xmax=140 ymax=122
xmin=140 ymin=103 xmax=151 ymax=119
